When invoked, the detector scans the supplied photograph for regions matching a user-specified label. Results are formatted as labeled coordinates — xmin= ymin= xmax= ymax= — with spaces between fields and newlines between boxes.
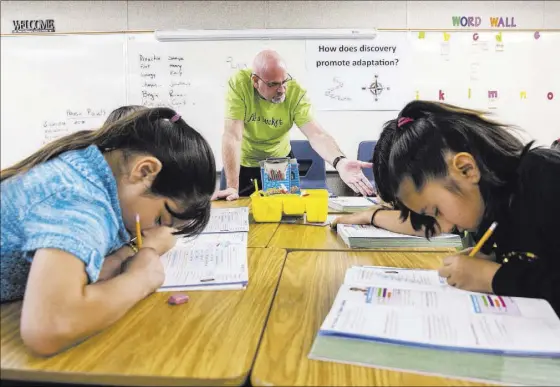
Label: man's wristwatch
xmin=332 ymin=155 xmax=347 ymax=170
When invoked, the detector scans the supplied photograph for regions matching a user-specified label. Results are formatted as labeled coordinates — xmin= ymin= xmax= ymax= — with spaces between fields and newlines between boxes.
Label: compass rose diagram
xmin=362 ymin=75 xmax=391 ymax=101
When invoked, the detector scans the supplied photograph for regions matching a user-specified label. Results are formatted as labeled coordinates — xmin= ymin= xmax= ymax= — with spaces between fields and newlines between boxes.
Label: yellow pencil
xmin=135 ymin=213 xmax=143 ymax=249
xmin=253 ymin=179 xmax=260 ymax=195
xmin=469 ymin=221 xmax=497 ymax=256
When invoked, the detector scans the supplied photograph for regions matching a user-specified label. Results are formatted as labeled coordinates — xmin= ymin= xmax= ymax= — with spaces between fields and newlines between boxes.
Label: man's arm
xmin=213 ymin=70 xmax=247 ymax=201
xmin=299 ymin=120 xmax=344 ymax=166
xmin=212 ymin=119 xmax=244 ymax=201
xmin=299 ymin=120 xmax=374 ymax=196
xmin=223 ymin=119 xmax=244 ymax=190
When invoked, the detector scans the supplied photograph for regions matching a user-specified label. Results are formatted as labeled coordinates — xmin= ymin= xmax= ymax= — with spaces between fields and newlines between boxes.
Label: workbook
xmin=175 ymin=231 xmax=248 ymax=249
xmin=201 ymin=207 xmax=250 ymax=233
xmin=157 ymin=207 xmax=249 ymax=291
xmin=337 ymin=224 xmax=463 ymax=249
xmin=308 ymin=266 xmax=560 ymax=385
xmin=175 ymin=207 xmax=249 ymax=248
xmin=328 ymin=196 xmax=379 ymax=212
xmin=157 ymin=242 xmax=248 ymax=291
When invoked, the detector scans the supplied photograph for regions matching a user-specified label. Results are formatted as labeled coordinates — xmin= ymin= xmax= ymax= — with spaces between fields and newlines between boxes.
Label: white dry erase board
xmin=1 ymin=30 xmax=559 ymax=170
xmin=0 ymin=34 xmax=127 ymax=169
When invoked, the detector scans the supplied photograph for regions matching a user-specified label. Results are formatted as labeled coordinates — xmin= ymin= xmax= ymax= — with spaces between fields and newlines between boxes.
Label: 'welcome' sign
xmin=12 ymin=19 xmax=55 ymax=33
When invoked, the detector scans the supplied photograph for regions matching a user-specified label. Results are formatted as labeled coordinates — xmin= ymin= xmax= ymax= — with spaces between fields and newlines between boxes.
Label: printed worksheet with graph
xmin=316 ymin=265 xmax=560 ymax=356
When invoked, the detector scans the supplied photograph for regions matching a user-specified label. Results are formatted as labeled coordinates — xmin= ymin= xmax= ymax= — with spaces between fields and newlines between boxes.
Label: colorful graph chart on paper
xmin=369 ymin=287 xmax=394 ymax=301
xmin=365 ymin=287 xmax=398 ymax=305
xmin=470 ymin=294 xmax=521 ymax=316
xmin=364 ymin=287 xmax=439 ymax=308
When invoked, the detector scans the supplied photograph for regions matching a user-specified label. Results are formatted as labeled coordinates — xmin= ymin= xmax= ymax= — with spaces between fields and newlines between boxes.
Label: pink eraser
xmin=168 ymin=294 xmax=189 ymax=305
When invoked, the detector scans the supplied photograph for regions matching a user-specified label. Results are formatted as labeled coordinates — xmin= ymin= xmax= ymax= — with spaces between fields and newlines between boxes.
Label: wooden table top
xmin=251 ymin=250 xmax=496 ymax=386
xmin=1 ymin=248 xmax=287 ymax=386
xmin=212 ymin=198 xmax=279 ymax=248
xmin=211 ymin=197 xmax=252 ymax=209
xmin=267 ymin=223 xmax=458 ymax=252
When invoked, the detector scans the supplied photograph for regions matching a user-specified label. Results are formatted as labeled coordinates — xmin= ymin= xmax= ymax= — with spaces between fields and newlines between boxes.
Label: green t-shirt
xmin=225 ymin=68 xmax=314 ymax=167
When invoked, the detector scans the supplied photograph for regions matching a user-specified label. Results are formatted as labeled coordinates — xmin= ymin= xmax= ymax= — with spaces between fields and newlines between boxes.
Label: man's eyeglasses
xmin=252 ymin=73 xmax=293 ymax=89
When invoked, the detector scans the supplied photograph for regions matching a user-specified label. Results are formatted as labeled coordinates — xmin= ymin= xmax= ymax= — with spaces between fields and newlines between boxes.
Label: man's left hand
xmin=438 ymin=254 xmax=501 ymax=293
xmin=336 ymin=159 xmax=374 ymax=196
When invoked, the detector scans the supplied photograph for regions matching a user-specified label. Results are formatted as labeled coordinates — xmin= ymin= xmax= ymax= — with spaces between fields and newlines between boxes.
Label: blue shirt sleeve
xmin=21 ymin=188 xmax=120 ymax=284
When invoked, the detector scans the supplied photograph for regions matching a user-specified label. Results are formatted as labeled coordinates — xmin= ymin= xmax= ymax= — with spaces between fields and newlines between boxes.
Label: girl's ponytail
xmin=2 ymin=107 xmax=216 ymax=238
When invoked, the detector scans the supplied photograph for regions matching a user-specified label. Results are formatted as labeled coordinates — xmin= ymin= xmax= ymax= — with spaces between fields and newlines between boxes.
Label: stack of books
xmin=337 ymin=224 xmax=463 ymax=249
xmin=328 ymin=196 xmax=379 ymax=213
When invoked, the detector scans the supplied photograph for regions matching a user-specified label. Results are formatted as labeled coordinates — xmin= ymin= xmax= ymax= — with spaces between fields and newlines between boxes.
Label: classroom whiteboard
xmin=1 ymin=31 xmax=558 ymax=171
xmin=126 ymin=33 xmax=308 ymax=170
xmin=0 ymin=34 xmax=127 ymax=169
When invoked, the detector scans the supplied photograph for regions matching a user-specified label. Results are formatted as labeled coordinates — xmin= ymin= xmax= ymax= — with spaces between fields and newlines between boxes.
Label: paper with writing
xmin=158 ymin=243 xmax=248 ymax=291
xmin=203 ymin=207 xmax=250 ymax=233
xmin=177 ymin=232 xmax=247 ymax=249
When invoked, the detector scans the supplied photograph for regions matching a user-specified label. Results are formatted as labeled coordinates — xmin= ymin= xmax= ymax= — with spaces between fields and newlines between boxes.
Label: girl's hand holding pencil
xmin=457 ymin=247 xmax=497 ymax=262
xmin=142 ymin=226 xmax=178 ymax=256
xmin=439 ymin=222 xmax=500 ymax=293
xmin=122 ymin=248 xmax=166 ymax=292
xmin=121 ymin=215 xmax=173 ymax=292
xmin=438 ymin=255 xmax=500 ymax=293
xmin=133 ymin=214 xmax=177 ymax=256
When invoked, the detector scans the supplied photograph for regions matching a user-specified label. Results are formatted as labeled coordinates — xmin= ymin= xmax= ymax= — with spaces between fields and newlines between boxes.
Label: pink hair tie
xmin=170 ymin=114 xmax=181 ymax=123
xmin=397 ymin=117 xmax=414 ymax=128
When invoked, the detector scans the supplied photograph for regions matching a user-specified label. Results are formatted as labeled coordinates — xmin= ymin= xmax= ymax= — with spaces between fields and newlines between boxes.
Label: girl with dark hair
xmin=372 ymin=100 xmax=560 ymax=315
xmin=331 ymin=118 xmax=453 ymax=237
xmin=104 ymin=105 xmax=145 ymax=124
xmin=552 ymin=138 xmax=560 ymax=150
xmin=1 ymin=107 xmax=216 ymax=355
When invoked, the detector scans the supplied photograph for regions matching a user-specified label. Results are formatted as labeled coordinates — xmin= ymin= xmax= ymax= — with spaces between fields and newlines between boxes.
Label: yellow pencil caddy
xmin=251 ymin=189 xmax=329 ymax=223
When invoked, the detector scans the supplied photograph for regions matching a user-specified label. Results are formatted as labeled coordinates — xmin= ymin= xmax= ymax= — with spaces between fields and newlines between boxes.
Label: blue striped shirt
xmin=1 ymin=145 xmax=130 ymax=302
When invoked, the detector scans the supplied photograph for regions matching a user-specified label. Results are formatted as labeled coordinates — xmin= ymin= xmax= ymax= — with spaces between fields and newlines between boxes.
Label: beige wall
xmin=2 ymin=1 xmax=559 ymax=34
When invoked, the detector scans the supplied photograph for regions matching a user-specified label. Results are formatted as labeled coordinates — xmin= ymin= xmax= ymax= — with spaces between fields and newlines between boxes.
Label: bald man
xmin=212 ymin=50 xmax=374 ymax=201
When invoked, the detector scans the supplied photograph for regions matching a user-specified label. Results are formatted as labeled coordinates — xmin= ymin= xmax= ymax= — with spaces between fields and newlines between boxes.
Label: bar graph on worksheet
xmin=470 ymin=294 xmax=521 ymax=316
xmin=365 ymin=287 xmax=394 ymax=304
xmin=364 ymin=287 xmax=439 ymax=308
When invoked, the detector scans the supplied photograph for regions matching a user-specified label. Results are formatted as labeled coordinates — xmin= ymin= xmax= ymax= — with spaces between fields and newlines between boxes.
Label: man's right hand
xmin=211 ymin=187 xmax=239 ymax=201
